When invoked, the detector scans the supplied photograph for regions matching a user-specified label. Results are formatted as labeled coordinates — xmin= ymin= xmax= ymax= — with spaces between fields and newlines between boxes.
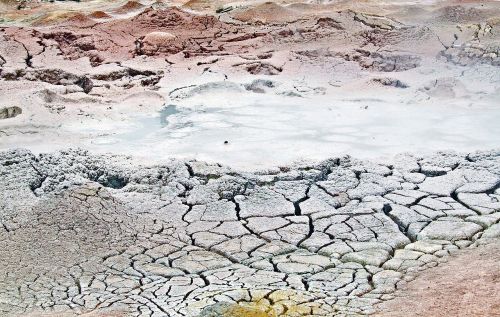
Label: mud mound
xmin=129 ymin=7 xmax=220 ymax=30
xmin=88 ymin=11 xmax=111 ymax=19
xmin=114 ymin=0 xmax=145 ymax=14
xmin=137 ymin=31 xmax=183 ymax=55
xmin=232 ymin=2 xmax=300 ymax=24
xmin=37 ymin=7 xmax=244 ymax=63
xmin=63 ymin=12 xmax=97 ymax=26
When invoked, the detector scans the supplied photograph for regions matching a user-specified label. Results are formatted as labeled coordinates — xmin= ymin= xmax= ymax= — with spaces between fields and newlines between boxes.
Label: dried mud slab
xmin=1 ymin=149 xmax=500 ymax=316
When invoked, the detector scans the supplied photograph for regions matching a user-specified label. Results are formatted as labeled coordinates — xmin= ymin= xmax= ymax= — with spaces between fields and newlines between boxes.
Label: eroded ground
xmin=1 ymin=0 xmax=500 ymax=316
xmin=1 ymin=149 xmax=500 ymax=316
xmin=374 ymin=240 xmax=500 ymax=317
xmin=0 ymin=0 xmax=500 ymax=167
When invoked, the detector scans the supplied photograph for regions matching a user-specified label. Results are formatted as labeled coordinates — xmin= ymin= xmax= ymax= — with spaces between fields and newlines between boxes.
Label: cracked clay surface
xmin=1 ymin=1 xmax=500 ymax=316
xmin=1 ymin=149 xmax=499 ymax=316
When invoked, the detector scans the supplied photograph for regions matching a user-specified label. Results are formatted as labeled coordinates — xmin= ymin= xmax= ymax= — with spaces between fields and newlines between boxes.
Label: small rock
xmin=76 ymin=76 xmax=93 ymax=94
xmin=0 ymin=106 xmax=22 ymax=119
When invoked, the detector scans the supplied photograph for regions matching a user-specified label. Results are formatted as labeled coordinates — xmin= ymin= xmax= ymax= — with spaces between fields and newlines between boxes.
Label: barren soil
xmin=1 ymin=1 xmax=500 ymax=317
xmin=375 ymin=240 xmax=500 ymax=317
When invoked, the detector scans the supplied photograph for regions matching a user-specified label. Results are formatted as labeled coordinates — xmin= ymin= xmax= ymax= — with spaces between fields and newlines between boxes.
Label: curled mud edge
xmin=1 ymin=148 xmax=499 ymax=316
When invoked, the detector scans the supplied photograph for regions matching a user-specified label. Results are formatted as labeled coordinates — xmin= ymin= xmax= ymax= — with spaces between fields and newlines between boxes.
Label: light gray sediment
xmin=1 ymin=148 xmax=499 ymax=316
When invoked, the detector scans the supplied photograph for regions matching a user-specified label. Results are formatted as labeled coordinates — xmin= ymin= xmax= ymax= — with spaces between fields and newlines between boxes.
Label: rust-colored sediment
xmin=88 ymin=11 xmax=111 ymax=19
xmin=113 ymin=1 xmax=145 ymax=14
xmin=375 ymin=242 xmax=500 ymax=317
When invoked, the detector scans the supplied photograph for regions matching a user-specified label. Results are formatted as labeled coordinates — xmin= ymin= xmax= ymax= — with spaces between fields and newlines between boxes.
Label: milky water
xmin=87 ymin=93 xmax=500 ymax=169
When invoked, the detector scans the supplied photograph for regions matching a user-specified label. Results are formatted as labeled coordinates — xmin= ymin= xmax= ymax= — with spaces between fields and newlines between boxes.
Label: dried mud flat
xmin=1 ymin=0 xmax=500 ymax=316
xmin=1 ymin=149 xmax=500 ymax=317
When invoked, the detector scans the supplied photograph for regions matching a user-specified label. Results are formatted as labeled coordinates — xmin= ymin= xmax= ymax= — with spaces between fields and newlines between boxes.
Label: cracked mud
xmin=1 ymin=0 xmax=500 ymax=316
xmin=1 ymin=149 xmax=500 ymax=316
